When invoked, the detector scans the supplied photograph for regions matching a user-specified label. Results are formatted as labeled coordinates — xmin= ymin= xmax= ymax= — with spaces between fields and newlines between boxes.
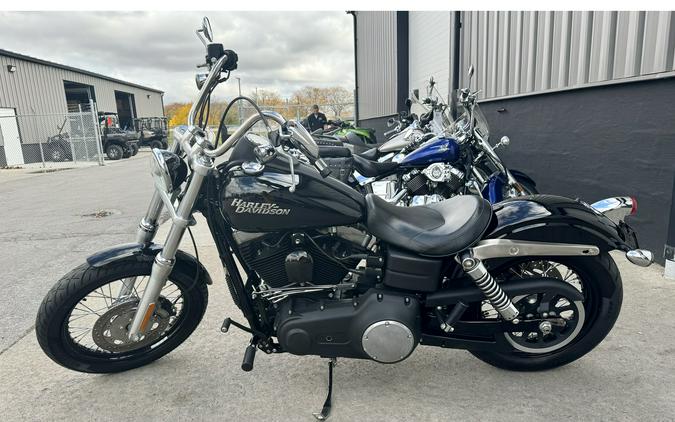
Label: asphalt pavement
xmin=0 ymin=152 xmax=156 ymax=351
xmin=1 ymin=206 xmax=674 ymax=420
xmin=1 ymin=158 xmax=674 ymax=420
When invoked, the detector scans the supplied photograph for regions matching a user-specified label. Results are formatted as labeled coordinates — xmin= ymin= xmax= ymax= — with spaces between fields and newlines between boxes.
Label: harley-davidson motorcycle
xmin=36 ymin=18 xmax=655 ymax=420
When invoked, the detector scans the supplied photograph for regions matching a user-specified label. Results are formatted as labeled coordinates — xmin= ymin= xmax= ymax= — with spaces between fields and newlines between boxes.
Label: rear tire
xmin=150 ymin=140 xmax=164 ymax=150
xmin=470 ymin=253 xmax=622 ymax=371
xmin=36 ymin=259 xmax=208 ymax=373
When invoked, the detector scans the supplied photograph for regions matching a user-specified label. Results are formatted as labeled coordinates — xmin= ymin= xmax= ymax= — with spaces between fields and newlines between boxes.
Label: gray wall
xmin=481 ymin=76 xmax=675 ymax=263
xmin=355 ymin=11 xmax=399 ymax=120
xmin=459 ymin=11 xmax=675 ymax=100
xmin=0 ymin=53 xmax=164 ymax=117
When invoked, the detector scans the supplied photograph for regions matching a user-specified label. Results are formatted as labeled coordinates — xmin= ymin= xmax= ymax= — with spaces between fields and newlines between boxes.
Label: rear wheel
xmin=470 ymin=253 xmax=622 ymax=371
xmin=36 ymin=259 xmax=208 ymax=373
xmin=106 ymin=144 xmax=124 ymax=160
xmin=150 ymin=140 xmax=164 ymax=150
xmin=130 ymin=144 xmax=139 ymax=156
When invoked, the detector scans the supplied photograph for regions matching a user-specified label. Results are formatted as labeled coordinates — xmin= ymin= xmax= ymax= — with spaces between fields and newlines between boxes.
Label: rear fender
xmin=86 ymin=243 xmax=212 ymax=285
xmin=486 ymin=195 xmax=639 ymax=252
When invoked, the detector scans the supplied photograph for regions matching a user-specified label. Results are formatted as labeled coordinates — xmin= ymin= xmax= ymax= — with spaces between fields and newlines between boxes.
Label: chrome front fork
xmin=126 ymin=153 xmax=213 ymax=341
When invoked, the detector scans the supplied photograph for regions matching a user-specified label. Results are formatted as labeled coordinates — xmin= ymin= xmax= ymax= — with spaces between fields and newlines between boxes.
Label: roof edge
xmin=0 ymin=48 xmax=164 ymax=94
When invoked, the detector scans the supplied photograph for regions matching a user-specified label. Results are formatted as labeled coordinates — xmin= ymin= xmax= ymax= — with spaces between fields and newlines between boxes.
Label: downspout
xmin=348 ymin=11 xmax=359 ymax=124
xmin=451 ymin=11 xmax=462 ymax=118
xmin=665 ymin=172 xmax=675 ymax=279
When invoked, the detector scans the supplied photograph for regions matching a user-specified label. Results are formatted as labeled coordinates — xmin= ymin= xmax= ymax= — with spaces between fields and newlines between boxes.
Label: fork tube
xmin=122 ymin=140 xmax=185 ymax=299
xmin=127 ymin=155 xmax=212 ymax=340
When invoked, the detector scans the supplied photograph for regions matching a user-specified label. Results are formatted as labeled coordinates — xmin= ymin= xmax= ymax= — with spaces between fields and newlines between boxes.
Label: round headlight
xmin=151 ymin=149 xmax=187 ymax=193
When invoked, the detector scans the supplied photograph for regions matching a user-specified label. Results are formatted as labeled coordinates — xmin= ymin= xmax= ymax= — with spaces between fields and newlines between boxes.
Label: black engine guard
xmin=86 ymin=242 xmax=212 ymax=285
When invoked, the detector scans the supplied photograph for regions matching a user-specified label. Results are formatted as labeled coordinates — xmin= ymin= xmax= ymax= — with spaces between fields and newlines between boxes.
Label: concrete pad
xmin=1 ymin=216 xmax=674 ymax=421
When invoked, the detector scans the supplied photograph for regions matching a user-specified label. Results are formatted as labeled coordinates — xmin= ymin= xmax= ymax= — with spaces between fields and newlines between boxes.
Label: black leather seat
xmin=352 ymin=154 xmax=399 ymax=178
xmin=359 ymin=147 xmax=379 ymax=160
xmin=365 ymin=194 xmax=493 ymax=257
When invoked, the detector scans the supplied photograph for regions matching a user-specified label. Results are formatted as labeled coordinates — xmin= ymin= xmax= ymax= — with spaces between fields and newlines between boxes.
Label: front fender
xmin=86 ymin=243 xmax=212 ymax=285
xmin=486 ymin=194 xmax=639 ymax=252
xmin=482 ymin=170 xmax=537 ymax=204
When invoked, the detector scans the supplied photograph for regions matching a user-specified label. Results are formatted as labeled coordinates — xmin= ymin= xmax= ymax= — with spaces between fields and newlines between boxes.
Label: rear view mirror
xmin=387 ymin=118 xmax=396 ymax=127
xmin=405 ymin=98 xmax=412 ymax=110
xmin=202 ymin=17 xmax=213 ymax=42
xmin=412 ymin=89 xmax=420 ymax=101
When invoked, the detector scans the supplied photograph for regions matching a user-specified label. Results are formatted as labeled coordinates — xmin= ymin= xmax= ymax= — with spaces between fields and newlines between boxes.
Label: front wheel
xmin=470 ymin=253 xmax=622 ymax=371
xmin=106 ymin=144 xmax=124 ymax=160
xmin=36 ymin=258 xmax=208 ymax=373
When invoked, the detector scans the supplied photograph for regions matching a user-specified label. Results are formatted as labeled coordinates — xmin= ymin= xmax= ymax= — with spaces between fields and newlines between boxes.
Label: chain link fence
xmin=0 ymin=100 xmax=104 ymax=169
xmin=237 ymin=102 xmax=355 ymax=124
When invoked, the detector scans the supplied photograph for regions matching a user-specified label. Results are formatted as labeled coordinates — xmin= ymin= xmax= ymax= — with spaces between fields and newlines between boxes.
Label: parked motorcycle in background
xmin=35 ymin=17 xmax=654 ymax=421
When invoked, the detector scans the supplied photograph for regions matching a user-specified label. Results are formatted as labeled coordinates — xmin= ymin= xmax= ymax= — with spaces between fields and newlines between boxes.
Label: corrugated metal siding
xmin=0 ymin=53 xmax=164 ymax=117
xmin=459 ymin=11 xmax=675 ymax=100
xmin=408 ymin=12 xmax=452 ymax=104
xmin=356 ymin=11 xmax=398 ymax=120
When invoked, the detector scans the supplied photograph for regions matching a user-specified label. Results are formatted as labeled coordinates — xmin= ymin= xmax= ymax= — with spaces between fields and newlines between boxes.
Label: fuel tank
xmin=399 ymin=136 xmax=461 ymax=168
xmin=218 ymin=154 xmax=366 ymax=232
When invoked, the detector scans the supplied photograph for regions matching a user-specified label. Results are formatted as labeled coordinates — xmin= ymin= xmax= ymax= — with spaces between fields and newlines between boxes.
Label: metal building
xmin=352 ymin=11 xmax=675 ymax=265
xmin=0 ymin=49 xmax=164 ymax=166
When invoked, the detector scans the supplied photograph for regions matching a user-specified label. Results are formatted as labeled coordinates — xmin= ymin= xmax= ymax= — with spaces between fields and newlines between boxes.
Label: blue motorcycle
xmin=347 ymin=69 xmax=536 ymax=206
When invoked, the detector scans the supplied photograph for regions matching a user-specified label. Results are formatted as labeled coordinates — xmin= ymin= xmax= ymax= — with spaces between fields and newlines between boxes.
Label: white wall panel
xmin=408 ymin=12 xmax=451 ymax=103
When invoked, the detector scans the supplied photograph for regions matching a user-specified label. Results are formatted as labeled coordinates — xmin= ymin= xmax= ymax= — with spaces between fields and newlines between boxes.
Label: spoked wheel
xmin=470 ymin=253 xmax=622 ymax=371
xmin=36 ymin=259 xmax=208 ymax=373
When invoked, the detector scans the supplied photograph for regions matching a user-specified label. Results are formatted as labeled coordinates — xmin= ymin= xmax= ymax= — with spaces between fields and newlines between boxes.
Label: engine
xmin=401 ymin=163 xmax=465 ymax=206
xmin=275 ymin=289 xmax=420 ymax=363
xmin=233 ymin=228 xmax=368 ymax=288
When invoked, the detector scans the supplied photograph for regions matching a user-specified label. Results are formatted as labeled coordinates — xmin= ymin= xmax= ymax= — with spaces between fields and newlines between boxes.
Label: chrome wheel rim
xmin=66 ymin=276 xmax=185 ymax=354
xmin=481 ymin=260 xmax=587 ymax=354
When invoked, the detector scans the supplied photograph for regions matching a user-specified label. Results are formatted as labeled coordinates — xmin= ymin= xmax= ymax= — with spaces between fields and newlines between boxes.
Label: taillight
xmin=630 ymin=197 xmax=638 ymax=215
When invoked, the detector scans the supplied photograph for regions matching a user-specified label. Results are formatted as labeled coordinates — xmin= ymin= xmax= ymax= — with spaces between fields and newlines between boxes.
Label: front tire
xmin=36 ymin=259 xmax=208 ymax=373
xmin=470 ymin=253 xmax=622 ymax=371
xmin=106 ymin=144 xmax=124 ymax=160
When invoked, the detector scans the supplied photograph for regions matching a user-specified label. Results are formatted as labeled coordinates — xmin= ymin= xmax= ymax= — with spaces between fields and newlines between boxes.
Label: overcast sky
xmin=0 ymin=11 xmax=355 ymax=103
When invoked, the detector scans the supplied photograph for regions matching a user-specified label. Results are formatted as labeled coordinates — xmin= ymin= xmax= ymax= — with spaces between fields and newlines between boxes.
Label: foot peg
xmin=221 ymin=317 xmax=253 ymax=334
xmin=313 ymin=358 xmax=336 ymax=420
xmin=241 ymin=340 xmax=257 ymax=372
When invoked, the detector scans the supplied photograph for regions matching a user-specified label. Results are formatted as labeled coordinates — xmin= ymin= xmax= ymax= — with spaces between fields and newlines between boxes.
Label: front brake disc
xmin=92 ymin=299 xmax=171 ymax=353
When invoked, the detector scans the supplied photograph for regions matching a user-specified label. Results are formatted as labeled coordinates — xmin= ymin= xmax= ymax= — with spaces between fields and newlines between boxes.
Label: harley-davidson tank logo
xmin=230 ymin=198 xmax=291 ymax=215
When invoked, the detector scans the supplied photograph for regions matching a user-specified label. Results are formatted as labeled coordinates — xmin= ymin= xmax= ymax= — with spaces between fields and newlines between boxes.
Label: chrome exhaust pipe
xmin=626 ymin=249 xmax=654 ymax=267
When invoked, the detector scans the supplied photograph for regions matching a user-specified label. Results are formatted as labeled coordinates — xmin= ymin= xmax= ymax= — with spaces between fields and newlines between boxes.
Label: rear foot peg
xmin=313 ymin=358 xmax=336 ymax=420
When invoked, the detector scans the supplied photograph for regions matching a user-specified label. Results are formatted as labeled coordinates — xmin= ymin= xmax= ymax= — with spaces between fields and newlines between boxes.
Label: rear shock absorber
xmin=459 ymin=252 xmax=519 ymax=321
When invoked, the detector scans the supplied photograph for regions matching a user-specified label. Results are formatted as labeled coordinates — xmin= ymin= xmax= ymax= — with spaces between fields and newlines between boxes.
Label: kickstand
xmin=312 ymin=358 xmax=336 ymax=421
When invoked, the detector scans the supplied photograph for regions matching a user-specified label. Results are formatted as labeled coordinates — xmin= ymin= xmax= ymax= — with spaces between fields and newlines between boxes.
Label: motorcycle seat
xmin=352 ymin=154 xmax=399 ymax=178
xmin=359 ymin=147 xmax=379 ymax=160
xmin=365 ymin=194 xmax=493 ymax=257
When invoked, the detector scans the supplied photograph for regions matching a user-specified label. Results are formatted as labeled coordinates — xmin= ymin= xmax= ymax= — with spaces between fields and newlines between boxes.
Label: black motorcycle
xmin=36 ymin=18 xmax=655 ymax=420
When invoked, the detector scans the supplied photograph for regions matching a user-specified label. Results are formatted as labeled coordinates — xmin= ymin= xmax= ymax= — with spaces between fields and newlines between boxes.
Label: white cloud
xmin=0 ymin=11 xmax=355 ymax=103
